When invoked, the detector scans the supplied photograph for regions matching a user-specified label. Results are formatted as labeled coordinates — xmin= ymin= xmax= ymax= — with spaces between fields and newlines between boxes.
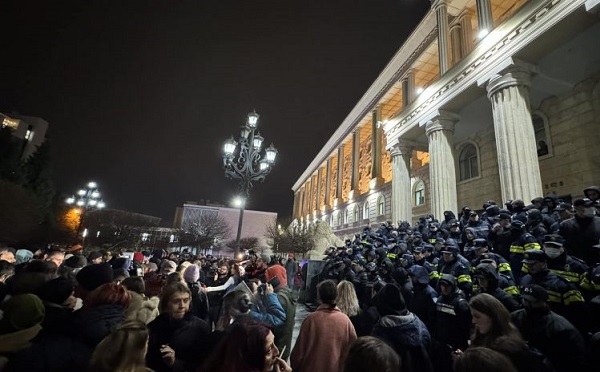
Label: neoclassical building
xmin=291 ymin=0 xmax=600 ymax=236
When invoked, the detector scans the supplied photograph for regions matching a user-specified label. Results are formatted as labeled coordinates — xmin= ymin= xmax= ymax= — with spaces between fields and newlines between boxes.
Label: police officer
xmin=509 ymin=220 xmax=541 ymax=281
xmin=470 ymin=238 xmax=514 ymax=280
xmin=438 ymin=245 xmax=472 ymax=297
xmin=520 ymin=249 xmax=589 ymax=335
xmin=542 ymin=234 xmax=588 ymax=287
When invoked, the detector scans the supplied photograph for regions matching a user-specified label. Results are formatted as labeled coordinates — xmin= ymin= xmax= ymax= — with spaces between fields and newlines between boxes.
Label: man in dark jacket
xmin=511 ymin=284 xmax=588 ymax=372
xmin=371 ymin=283 xmax=433 ymax=372
xmin=473 ymin=263 xmax=521 ymax=313
xmin=408 ymin=265 xmax=438 ymax=333
xmin=265 ymin=266 xmax=296 ymax=361
xmin=559 ymin=198 xmax=600 ymax=265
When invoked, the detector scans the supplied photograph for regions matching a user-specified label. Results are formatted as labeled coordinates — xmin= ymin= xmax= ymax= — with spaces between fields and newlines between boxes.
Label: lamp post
xmin=65 ymin=181 xmax=106 ymax=244
xmin=223 ymin=110 xmax=278 ymax=259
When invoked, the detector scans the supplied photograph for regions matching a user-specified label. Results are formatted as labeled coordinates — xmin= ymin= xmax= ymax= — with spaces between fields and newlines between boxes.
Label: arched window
xmin=459 ymin=144 xmax=479 ymax=181
xmin=377 ymin=195 xmax=385 ymax=215
xmin=353 ymin=205 xmax=359 ymax=222
xmin=363 ymin=202 xmax=370 ymax=220
xmin=414 ymin=180 xmax=425 ymax=206
xmin=337 ymin=212 xmax=342 ymax=226
xmin=533 ymin=112 xmax=551 ymax=157
xmin=330 ymin=214 xmax=335 ymax=227
xmin=344 ymin=208 xmax=349 ymax=224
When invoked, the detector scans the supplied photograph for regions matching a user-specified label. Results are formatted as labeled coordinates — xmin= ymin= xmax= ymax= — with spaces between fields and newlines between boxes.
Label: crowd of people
xmin=306 ymin=188 xmax=600 ymax=371
xmin=0 ymin=187 xmax=599 ymax=371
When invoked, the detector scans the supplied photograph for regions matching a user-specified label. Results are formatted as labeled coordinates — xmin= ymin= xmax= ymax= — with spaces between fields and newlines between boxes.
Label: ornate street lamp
xmin=65 ymin=181 xmax=106 ymax=244
xmin=223 ymin=110 xmax=278 ymax=258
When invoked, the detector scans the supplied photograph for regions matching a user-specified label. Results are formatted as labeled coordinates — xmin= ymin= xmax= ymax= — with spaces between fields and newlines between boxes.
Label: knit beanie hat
xmin=76 ymin=263 xmax=114 ymax=291
xmin=64 ymin=255 xmax=87 ymax=269
xmin=0 ymin=294 xmax=45 ymax=334
xmin=376 ymin=283 xmax=408 ymax=316
xmin=183 ymin=264 xmax=200 ymax=283
xmin=38 ymin=277 xmax=74 ymax=305
xmin=87 ymin=251 xmax=103 ymax=263
xmin=133 ymin=252 xmax=144 ymax=263
xmin=265 ymin=265 xmax=288 ymax=288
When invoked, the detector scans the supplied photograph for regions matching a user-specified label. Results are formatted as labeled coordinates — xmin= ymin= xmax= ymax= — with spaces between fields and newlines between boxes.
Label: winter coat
xmin=511 ymin=308 xmax=588 ymax=372
xmin=559 ymin=215 xmax=600 ymax=265
xmin=124 ymin=291 xmax=160 ymax=324
xmin=372 ymin=313 xmax=434 ymax=372
xmin=7 ymin=304 xmax=126 ymax=372
xmin=291 ymin=305 xmax=357 ymax=372
xmin=147 ymin=313 xmax=211 ymax=372
xmin=273 ymin=286 xmax=296 ymax=360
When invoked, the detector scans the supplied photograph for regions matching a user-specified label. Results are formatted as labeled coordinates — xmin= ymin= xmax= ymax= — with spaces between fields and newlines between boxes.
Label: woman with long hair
xmin=201 ymin=320 xmax=291 ymax=372
xmin=468 ymin=293 xmax=521 ymax=347
xmin=291 ymin=280 xmax=357 ymax=372
xmin=336 ymin=280 xmax=360 ymax=318
xmin=215 ymin=287 xmax=285 ymax=331
xmin=88 ymin=320 xmax=150 ymax=372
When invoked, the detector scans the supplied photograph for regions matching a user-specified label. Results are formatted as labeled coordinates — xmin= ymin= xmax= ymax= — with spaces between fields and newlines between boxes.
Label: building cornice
xmin=292 ymin=9 xmax=437 ymax=192
xmin=384 ymin=0 xmax=585 ymax=145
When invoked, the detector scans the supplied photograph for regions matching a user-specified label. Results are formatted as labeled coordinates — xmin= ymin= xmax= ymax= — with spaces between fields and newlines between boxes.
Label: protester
xmin=291 ymin=280 xmax=357 ymax=372
xmin=88 ymin=320 xmax=150 ymax=372
xmin=342 ymin=336 xmax=401 ymax=372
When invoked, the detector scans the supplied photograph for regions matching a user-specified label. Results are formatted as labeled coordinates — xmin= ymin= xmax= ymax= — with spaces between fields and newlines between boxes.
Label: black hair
xmin=317 ymin=279 xmax=338 ymax=307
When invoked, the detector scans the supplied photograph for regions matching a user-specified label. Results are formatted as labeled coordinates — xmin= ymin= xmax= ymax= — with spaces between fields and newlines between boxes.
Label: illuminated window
xmin=377 ymin=195 xmax=385 ymax=215
xmin=414 ymin=181 xmax=425 ymax=206
xmin=363 ymin=202 xmax=370 ymax=219
xmin=1 ymin=118 xmax=19 ymax=130
xmin=344 ymin=209 xmax=349 ymax=224
xmin=459 ymin=144 xmax=479 ymax=181
xmin=337 ymin=212 xmax=342 ymax=226
xmin=353 ymin=205 xmax=359 ymax=222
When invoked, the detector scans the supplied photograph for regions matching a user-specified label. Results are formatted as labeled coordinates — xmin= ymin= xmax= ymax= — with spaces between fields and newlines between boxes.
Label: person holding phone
xmin=265 ymin=264 xmax=296 ymax=361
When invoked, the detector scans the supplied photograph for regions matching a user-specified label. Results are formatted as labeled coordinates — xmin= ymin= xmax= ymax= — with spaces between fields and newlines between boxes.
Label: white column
xmin=484 ymin=65 xmax=543 ymax=203
xmin=391 ymin=142 xmax=413 ymax=224
xmin=316 ymin=167 xmax=323 ymax=216
xmin=401 ymin=69 xmax=416 ymax=108
xmin=334 ymin=145 xmax=344 ymax=206
xmin=476 ymin=0 xmax=493 ymax=37
xmin=349 ymin=129 xmax=361 ymax=200
xmin=460 ymin=11 xmax=474 ymax=56
xmin=426 ymin=111 xmax=459 ymax=220
xmin=324 ymin=158 xmax=331 ymax=210
xmin=370 ymin=107 xmax=384 ymax=189
xmin=450 ymin=23 xmax=463 ymax=66
xmin=432 ymin=0 xmax=450 ymax=75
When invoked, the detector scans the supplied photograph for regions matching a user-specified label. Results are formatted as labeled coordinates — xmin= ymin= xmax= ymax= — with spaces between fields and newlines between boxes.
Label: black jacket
xmin=147 ymin=313 xmax=211 ymax=372
xmin=7 ymin=304 xmax=125 ymax=372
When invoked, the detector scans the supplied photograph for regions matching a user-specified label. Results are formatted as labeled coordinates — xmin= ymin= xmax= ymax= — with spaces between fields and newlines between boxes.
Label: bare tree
xmin=264 ymin=219 xmax=315 ymax=256
xmin=179 ymin=212 xmax=231 ymax=254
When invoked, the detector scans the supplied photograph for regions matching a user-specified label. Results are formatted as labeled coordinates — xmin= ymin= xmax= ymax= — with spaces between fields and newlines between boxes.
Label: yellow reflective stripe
xmin=429 ymin=271 xmax=441 ymax=279
xmin=510 ymin=245 xmax=524 ymax=253
xmin=522 ymin=265 xmax=529 ymax=274
xmin=563 ymin=290 xmax=584 ymax=305
xmin=550 ymin=269 xmax=580 ymax=284
xmin=581 ymin=278 xmax=600 ymax=291
xmin=428 ymin=238 xmax=436 ymax=243
xmin=498 ymin=263 xmax=512 ymax=273
xmin=523 ymin=242 xmax=541 ymax=250
xmin=546 ymin=290 xmax=562 ymax=303
xmin=503 ymin=286 xmax=519 ymax=295
xmin=457 ymin=274 xmax=472 ymax=283
xmin=387 ymin=253 xmax=397 ymax=259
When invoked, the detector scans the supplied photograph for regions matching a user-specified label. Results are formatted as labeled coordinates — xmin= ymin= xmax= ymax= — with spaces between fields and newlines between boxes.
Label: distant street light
xmin=223 ymin=110 xmax=278 ymax=258
xmin=65 ymin=181 xmax=106 ymax=244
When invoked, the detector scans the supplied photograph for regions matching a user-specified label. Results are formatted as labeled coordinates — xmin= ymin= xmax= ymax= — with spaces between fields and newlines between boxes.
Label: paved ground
xmin=289 ymin=301 xmax=311 ymax=359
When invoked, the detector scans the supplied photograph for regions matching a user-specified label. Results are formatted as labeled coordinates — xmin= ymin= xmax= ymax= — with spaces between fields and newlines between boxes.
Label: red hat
xmin=133 ymin=252 xmax=144 ymax=263
xmin=265 ymin=265 xmax=287 ymax=289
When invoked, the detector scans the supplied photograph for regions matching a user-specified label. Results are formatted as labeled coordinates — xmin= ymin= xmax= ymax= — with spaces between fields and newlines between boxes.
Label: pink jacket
xmin=291 ymin=305 xmax=357 ymax=372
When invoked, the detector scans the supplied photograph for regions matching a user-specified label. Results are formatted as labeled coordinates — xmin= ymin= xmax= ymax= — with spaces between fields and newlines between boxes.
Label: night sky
xmin=1 ymin=0 xmax=429 ymax=225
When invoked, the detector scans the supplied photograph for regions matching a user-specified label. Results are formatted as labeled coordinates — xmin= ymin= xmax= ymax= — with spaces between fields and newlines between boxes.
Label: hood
xmin=375 ymin=247 xmax=388 ymax=260
xmin=584 ymin=186 xmax=600 ymax=199
xmin=375 ymin=314 xmax=430 ymax=347
xmin=409 ymin=265 xmax=430 ymax=284
xmin=474 ymin=264 xmax=499 ymax=290
xmin=485 ymin=205 xmax=500 ymax=217
xmin=439 ymin=274 xmax=457 ymax=292
xmin=443 ymin=211 xmax=456 ymax=221
xmin=70 ymin=304 xmax=125 ymax=346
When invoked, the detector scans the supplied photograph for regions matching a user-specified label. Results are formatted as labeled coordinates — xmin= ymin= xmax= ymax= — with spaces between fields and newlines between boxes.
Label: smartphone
xmin=268 ymin=276 xmax=281 ymax=288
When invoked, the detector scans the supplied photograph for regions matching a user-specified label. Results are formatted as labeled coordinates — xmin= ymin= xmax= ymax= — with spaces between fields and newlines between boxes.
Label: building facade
xmin=174 ymin=201 xmax=277 ymax=249
xmin=292 ymin=0 xmax=600 ymax=237
xmin=1 ymin=113 xmax=48 ymax=160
